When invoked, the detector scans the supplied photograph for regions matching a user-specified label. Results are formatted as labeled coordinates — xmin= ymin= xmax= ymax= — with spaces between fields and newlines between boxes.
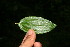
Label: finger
xmin=22 ymin=29 xmax=33 ymax=43
xmin=20 ymin=29 xmax=36 ymax=47
xmin=34 ymin=42 xmax=42 ymax=47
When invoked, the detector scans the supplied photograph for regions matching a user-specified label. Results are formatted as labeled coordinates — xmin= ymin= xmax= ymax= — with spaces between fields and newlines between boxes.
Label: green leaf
xmin=17 ymin=16 xmax=57 ymax=34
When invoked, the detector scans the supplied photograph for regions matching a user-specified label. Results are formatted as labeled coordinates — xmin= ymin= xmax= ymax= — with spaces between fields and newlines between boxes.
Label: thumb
xmin=19 ymin=29 xmax=36 ymax=47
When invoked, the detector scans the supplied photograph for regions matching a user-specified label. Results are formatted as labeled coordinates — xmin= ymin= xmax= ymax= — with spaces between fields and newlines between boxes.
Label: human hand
xmin=19 ymin=29 xmax=42 ymax=47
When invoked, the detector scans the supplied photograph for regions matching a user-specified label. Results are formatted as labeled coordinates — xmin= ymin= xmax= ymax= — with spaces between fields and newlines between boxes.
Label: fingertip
xmin=28 ymin=29 xmax=36 ymax=37
xmin=28 ymin=29 xmax=34 ymax=31
xmin=34 ymin=42 xmax=42 ymax=47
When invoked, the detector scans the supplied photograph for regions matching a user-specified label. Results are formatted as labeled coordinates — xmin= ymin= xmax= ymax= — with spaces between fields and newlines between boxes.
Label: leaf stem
xmin=15 ymin=23 xmax=19 ymax=24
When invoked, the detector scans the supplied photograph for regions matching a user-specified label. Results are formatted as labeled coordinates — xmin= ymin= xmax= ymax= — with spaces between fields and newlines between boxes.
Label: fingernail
xmin=27 ymin=29 xmax=33 ymax=35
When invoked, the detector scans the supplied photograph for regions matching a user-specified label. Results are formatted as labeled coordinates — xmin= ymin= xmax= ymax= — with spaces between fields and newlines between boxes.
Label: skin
xmin=19 ymin=29 xmax=42 ymax=47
